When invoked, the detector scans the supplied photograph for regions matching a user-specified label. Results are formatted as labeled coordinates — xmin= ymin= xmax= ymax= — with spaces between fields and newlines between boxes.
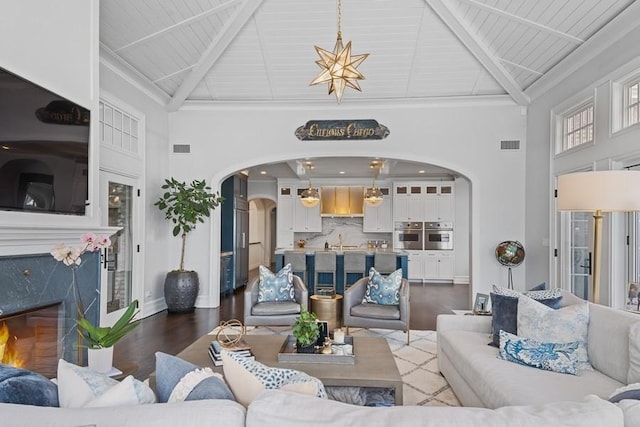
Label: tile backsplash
xmin=294 ymin=217 xmax=392 ymax=249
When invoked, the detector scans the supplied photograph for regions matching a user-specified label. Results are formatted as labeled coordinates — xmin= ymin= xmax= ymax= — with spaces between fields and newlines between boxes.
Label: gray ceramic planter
xmin=164 ymin=270 xmax=199 ymax=313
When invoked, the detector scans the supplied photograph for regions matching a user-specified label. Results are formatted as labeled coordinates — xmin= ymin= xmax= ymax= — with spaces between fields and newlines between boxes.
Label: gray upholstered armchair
xmin=343 ymin=276 xmax=410 ymax=344
xmin=244 ymin=274 xmax=309 ymax=327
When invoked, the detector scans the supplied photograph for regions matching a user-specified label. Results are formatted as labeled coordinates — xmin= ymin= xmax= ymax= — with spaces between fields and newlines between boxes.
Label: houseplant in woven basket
xmin=292 ymin=310 xmax=320 ymax=353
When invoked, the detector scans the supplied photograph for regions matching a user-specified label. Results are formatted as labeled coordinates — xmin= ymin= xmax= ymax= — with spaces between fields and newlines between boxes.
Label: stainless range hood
xmin=321 ymin=186 xmax=364 ymax=217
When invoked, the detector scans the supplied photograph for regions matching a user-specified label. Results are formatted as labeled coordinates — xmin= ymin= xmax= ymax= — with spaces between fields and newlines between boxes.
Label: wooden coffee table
xmin=176 ymin=334 xmax=403 ymax=405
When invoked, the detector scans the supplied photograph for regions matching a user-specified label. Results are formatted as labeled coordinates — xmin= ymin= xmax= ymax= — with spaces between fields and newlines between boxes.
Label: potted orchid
xmin=50 ymin=233 xmax=112 ymax=318
xmin=51 ymin=233 xmax=140 ymax=373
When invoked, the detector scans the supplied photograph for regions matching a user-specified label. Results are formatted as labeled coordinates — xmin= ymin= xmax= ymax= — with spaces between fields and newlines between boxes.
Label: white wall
xmin=169 ymin=100 xmax=527 ymax=307
xmin=525 ymin=22 xmax=640 ymax=295
xmin=99 ymin=63 xmax=172 ymax=316
xmin=0 ymin=0 xmax=101 ymax=227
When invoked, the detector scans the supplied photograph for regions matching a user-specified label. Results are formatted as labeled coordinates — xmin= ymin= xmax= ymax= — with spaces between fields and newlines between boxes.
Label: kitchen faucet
xmin=338 ymin=233 xmax=343 ymax=251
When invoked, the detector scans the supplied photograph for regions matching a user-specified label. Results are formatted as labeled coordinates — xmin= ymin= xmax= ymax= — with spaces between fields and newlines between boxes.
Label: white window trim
xmin=610 ymin=65 xmax=640 ymax=135
xmin=551 ymin=91 xmax=595 ymax=157
xmin=98 ymin=92 xmax=144 ymax=160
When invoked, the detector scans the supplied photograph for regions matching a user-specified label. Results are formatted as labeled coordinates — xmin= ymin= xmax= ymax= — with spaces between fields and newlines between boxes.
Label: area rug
xmin=229 ymin=326 xmax=461 ymax=407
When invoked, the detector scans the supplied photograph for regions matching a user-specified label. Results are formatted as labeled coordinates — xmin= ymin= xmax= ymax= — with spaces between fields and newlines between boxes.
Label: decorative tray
xmin=277 ymin=335 xmax=355 ymax=364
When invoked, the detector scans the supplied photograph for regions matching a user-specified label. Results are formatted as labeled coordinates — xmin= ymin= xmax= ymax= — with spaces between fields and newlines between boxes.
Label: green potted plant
xmin=292 ymin=309 xmax=320 ymax=353
xmin=155 ymin=178 xmax=224 ymax=312
xmin=76 ymin=300 xmax=140 ymax=373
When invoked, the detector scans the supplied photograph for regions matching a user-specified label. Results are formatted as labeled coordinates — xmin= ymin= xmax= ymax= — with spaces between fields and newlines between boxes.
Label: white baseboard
xmin=453 ymin=276 xmax=470 ymax=285
xmin=141 ymin=297 xmax=167 ymax=318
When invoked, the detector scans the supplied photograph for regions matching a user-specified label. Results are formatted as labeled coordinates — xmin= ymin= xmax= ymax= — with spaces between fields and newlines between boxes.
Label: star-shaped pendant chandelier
xmin=310 ymin=0 xmax=369 ymax=103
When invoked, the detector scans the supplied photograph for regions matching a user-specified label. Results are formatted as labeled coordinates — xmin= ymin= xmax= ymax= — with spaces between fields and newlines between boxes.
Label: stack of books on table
xmin=208 ymin=339 xmax=254 ymax=367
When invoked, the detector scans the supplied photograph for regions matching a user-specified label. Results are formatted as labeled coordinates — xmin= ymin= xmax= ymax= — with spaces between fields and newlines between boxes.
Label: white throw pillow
xmin=57 ymin=359 xmax=156 ymax=408
xmin=221 ymin=350 xmax=326 ymax=407
xmin=517 ymin=295 xmax=591 ymax=369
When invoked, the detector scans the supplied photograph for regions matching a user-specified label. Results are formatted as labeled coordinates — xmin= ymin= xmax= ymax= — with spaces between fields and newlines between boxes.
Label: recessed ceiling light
xmin=339 ymin=171 xmax=345 ymax=174
xmin=1 ymin=145 xmax=9 ymax=150
xmin=260 ymin=170 xmax=267 ymax=175
xmin=418 ymin=170 xmax=425 ymax=174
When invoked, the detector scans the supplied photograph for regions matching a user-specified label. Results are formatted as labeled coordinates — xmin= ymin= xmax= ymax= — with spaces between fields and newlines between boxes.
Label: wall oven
xmin=424 ymin=222 xmax=453 ymax=250
xmin=393 ymin=221 xmax=424 ymax=250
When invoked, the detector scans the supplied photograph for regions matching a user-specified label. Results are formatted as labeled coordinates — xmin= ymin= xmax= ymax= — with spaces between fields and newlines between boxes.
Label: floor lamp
xmin=557 ymin=170 xmax=640 ymax=304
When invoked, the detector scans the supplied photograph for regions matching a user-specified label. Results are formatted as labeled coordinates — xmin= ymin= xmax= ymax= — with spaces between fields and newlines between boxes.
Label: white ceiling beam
xmin=166 ymin=0 xmax=265 ymax=111
xmin=115 ymin=0 xmax=242 ymax=52
xmin=499 ymin=58 xmax=543 ymax=76
xmin=425 ymin=0 xmax=530 ymax=106
xmin=459 ymin=0 xmax=583 ymax=44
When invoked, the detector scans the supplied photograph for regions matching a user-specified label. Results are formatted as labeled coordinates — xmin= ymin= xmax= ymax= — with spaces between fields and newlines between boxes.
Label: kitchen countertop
xmin=274 ymin=248 xmax=405 ymax=256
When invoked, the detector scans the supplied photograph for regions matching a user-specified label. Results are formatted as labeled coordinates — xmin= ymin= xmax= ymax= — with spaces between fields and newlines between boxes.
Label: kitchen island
xmin=274 ymin=249 xmax=408 ymax=295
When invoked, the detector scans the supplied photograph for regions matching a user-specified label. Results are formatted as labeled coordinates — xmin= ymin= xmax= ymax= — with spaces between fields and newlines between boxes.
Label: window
xmin=562 ymin=103 xmax=594 ymax=152
xmin=99 ymin=100 xmax=140 ymax=155
xmin=624 ymin=79 xmax=640 ymax=128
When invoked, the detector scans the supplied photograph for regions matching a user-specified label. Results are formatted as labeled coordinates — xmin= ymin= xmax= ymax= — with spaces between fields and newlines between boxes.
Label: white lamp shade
xmin=557 ymin=170 xmax=640 ymax=212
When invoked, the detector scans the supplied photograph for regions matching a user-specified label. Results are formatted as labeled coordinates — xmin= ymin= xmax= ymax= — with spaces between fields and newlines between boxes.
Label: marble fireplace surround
xmin=0 ymin=224 xmax=119 ymax=367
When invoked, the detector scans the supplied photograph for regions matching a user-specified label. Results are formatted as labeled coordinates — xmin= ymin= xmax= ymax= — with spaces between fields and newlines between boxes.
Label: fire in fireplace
xmin=0 ymin=302 xmax=63 ymax=378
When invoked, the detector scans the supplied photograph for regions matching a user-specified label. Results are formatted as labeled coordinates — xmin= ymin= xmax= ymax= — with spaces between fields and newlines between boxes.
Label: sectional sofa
xmin=0 ymin=388 xmax=631 ymax=427
xmin=437 ymin=290 xmax=640 ymax=409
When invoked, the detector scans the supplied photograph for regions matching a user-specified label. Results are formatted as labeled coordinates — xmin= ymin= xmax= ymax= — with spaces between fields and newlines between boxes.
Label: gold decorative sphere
xmin=215 ymin=319 xmax=246 ymax=348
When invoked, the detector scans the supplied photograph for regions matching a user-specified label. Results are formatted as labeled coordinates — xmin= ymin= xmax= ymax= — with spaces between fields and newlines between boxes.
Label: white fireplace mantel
xmin=0 ymin=224 xmax=121 ymax=256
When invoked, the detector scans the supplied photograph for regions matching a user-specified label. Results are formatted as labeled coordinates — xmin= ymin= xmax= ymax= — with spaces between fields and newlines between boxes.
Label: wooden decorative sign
xmin=36 ymin=100 xmax=90 ymax=126
xmin=295 ymin=119 xmax=389 ymax=141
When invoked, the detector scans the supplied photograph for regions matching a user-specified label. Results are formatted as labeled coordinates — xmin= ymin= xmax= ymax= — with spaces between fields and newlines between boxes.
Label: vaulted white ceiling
xmin=100 ymin=0 xmax=637 ymax=110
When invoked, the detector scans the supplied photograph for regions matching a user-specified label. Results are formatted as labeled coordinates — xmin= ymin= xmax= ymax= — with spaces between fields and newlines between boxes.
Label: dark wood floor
xmin=114 ymin=281 xmax=469 ymax=380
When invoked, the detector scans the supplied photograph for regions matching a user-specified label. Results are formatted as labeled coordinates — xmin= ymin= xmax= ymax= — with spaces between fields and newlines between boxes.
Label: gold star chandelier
xmin=310 ymin=0 xmax=369 ymax=103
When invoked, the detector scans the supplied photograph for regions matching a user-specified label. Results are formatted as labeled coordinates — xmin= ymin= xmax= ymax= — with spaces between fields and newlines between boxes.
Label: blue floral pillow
xmin=498 ymin=330 xmax=579 ymax=375
xmin=258 ymin=263 xmax=295 ymax=302
xmin=362 ymin=267 xmax=402 ymax=305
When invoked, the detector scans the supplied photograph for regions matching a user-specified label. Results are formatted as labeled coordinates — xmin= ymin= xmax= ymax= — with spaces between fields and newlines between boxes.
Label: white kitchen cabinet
xmin=294 ymin=187 xmax=322 ymax=232
xmin=424 ymin=251 xmax=454 ymax=281
xmin=276 ymin=187 xmax=295 ymax=248
xmin=363 ymin=187 xmax=392 ymax=232
xmin=406 ymin=250 xmax=424 ymax=281
xmin=424 ymin=183 xmax=454 ymax=221
xmin=393 ymin=184 xmax=424 ymax=221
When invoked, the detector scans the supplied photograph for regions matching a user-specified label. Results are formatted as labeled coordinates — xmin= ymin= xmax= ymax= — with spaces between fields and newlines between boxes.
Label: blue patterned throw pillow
xmin=362 ymin=267 xmax=402 ymax=305
xmin=258 ymin=263 xmax=295 ymax=302
xmin=498 ymin=330 xmax=579 ymax=375
xmin=489 ymin=285 xmax=563 ymax=347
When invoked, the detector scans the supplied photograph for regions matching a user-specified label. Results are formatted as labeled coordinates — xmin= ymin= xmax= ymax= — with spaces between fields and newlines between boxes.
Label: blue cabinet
xmin=275 ymin=252 xmax=408 ymax=295
xmin=220 ymin=253 xmax=233 ymax=295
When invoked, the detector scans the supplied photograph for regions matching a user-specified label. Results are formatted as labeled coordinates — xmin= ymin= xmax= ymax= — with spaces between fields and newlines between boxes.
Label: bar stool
xmin=374 ymin=252 xmax=397 ymax=275
xmin=314 ymin=251 xmax=337 ymax=295
xmin=284 ymin=251 xmax=307 ymax=284
xmin=343 ymin=251 xmax=367 ymax=290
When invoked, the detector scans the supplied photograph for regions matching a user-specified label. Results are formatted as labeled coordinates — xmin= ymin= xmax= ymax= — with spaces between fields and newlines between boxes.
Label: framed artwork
xmin=473 ymin=293 xmax=490 ymax=314
xmin=626 ymin=282 xmax=640 ymax=313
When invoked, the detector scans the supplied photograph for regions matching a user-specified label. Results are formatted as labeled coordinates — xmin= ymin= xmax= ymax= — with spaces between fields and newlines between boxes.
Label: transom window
xmin=624 ymin=80 xmax=640 ymax=128
xmin=562 ymin=103 xmax=594 ymax=152
xmin=99 ymin=100 xmax=140 ymax=155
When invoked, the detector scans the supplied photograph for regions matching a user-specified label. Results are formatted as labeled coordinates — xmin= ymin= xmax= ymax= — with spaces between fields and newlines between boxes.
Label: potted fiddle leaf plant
xmin=155 ymin=178 xmax=224 ymax=313
xmin=292 ymin=309 xmax=320 ymax=353
xmin=76 ymin=300 xmax=139 ymax=373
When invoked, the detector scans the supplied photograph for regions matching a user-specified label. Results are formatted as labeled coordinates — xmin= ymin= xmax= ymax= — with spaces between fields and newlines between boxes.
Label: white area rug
xmin=236 ymin=326 xmax=461 ymax=407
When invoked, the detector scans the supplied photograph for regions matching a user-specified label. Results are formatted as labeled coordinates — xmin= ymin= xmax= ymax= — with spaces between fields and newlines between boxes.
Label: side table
xmin=310 ymin=294 xmax=343 ymax=332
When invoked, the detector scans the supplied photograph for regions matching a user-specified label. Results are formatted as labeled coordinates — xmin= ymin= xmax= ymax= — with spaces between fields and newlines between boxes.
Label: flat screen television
xmin=0 ymin=66 xmax=90 ymax=215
